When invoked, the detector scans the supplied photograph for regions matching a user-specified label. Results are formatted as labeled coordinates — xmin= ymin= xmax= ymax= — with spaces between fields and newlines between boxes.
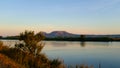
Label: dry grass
xmin=0 ymin=54 xmax=24 ymax=68
xmin=0 ymin=41 xmax=64 ymax=68
xmin=0 ymin=41 xmax=24 ymax=68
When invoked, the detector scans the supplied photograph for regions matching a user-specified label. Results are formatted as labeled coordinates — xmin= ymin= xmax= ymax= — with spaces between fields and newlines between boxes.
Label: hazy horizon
xmin=1 ymin=30 xmax=120 ymax=37
xmin=0 ymin=0 xmax=120 ymax=36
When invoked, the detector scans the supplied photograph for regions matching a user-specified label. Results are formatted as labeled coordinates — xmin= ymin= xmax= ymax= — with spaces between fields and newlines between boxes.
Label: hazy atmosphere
xmin=0 ymin=1 xmax=120 ymax=68
xmin=0 ymin=0 xmax=120 ymax=36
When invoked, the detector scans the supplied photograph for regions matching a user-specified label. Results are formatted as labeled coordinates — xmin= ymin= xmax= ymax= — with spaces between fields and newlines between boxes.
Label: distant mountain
xmin=42 ymin=31 xmax=80 ymax=38
xmin=41 ymin=31 xmax=120 ymax=38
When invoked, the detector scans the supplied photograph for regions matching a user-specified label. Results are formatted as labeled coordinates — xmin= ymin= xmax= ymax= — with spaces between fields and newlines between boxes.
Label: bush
xmin=15 ymin=30 xmax=45 ymax=56
xmin=0 ymin=31 xmax=64 ymax=68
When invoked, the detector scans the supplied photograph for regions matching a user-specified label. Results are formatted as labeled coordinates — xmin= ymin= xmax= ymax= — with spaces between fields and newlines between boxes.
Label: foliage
xmin=0 ymin=44 xmax=64 ymax=68
xmin=50 ymin=59 xmax=64 ymax=68
xmin=15 ymin=30 xmax=45 ymax=56
xmin=0 ymin=41 xmax=24 ymax=68
xmin=0 ymin=30 xmax=64 ymax=68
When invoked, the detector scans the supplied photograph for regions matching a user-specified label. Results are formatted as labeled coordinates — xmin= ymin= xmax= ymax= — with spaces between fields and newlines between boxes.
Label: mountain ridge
xmin=41 ymin=31 xmax=120 ymax=38
xmin=41 ymin=31 xmax=80 ymax=38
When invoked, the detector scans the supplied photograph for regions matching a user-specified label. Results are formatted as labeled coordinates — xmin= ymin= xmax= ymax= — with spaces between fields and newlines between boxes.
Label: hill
xmin=42 ymin=31 xmax=80 ymax=38
xmin=42 ymin=31 xmax=120 ymax=38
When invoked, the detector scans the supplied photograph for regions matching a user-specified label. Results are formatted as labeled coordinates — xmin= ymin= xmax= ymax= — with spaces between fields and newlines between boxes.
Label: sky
xmin=0 ymin=0 xmax=120 ymax=36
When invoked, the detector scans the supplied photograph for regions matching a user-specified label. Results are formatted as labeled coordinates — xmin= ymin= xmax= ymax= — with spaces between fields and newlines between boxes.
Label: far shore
xmin=0 ymin=38 xmax=120 ymax=42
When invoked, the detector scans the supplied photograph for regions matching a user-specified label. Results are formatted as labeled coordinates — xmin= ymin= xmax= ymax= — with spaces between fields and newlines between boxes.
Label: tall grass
xmin=0 ymin=53 xmax=24 ymax=68
xmin=0 ymin=41 xmax=65 ymax=68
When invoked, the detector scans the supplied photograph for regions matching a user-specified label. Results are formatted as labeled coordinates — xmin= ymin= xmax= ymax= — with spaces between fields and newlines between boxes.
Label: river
xmin=1 ymin=40 xmax=120 ymax=68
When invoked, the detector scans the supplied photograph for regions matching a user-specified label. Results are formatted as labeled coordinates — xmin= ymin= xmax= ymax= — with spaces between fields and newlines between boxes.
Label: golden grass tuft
xmin=0 ymin=53 xmax=24 ymax=68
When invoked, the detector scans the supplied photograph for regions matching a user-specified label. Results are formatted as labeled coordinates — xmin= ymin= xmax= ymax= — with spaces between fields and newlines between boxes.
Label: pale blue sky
xmin=0 ymin=0 xmax=120 ymax=36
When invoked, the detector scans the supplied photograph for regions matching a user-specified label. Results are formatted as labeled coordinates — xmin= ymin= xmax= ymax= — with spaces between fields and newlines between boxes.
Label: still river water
xmin=1 ymin=40 xmax=120 ymax=68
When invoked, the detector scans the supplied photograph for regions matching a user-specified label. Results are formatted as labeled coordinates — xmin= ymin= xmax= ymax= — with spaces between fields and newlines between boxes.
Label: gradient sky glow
xmin=0 ymin=0 xmax=120 ymax=36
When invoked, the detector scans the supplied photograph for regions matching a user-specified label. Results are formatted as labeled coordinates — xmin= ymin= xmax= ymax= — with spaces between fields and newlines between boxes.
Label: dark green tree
xmin=80 ymin=35 xmax=85 ymax=41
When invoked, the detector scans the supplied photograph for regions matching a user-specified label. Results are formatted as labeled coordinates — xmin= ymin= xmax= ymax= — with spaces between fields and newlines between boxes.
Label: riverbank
xmin=1 ymin=37 xmax=120 ymax=42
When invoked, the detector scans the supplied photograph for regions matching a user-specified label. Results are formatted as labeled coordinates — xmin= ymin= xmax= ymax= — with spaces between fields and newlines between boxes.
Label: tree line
xmin=0 ymin=34 xmax=120 ymax=41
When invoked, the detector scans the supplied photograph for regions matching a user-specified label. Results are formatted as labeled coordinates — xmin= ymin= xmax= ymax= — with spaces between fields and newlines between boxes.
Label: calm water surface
xmin=1 ymin=40 xmax=120 ymax=68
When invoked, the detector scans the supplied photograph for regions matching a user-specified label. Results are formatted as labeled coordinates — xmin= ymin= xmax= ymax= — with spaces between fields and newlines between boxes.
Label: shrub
xmin=0 ymin=31 xmax=64 ymax=68
xmin=15 ymin=30 xmax=45 ymax=56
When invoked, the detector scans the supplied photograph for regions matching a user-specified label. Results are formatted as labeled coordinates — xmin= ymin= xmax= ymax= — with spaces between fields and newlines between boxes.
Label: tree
xmin=0 ymin=36 xmax=2 ymax=39
xmin=15 ymin=30 xmax=45 ymax=56
xmin=80 ymin=35 xmax=85 ymax=41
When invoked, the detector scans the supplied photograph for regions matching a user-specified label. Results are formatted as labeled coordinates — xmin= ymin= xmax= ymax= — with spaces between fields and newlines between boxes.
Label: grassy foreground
xmin=0 ymin=43 xmax=64 ymax=68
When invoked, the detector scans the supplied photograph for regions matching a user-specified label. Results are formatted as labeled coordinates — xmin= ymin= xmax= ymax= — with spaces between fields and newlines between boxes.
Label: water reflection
xmin=43 ymin=41 xmax=120 ymax=68
xmin=79 ymin=42 xmax=110 ymax=47
xmin=80 ymin=42 xmax=86 ymax=47
xmin=87 ymin=42 xmax=110 ymax=46
xmin=49 ymin=41 xmax=67 ymax=47
xmin=0 ymin=40 xmax=19 ymax=47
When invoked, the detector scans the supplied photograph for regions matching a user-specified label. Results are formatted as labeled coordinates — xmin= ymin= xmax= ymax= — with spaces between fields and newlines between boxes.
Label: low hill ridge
xmin=42 ymin=31 xmax=79 ymax=38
